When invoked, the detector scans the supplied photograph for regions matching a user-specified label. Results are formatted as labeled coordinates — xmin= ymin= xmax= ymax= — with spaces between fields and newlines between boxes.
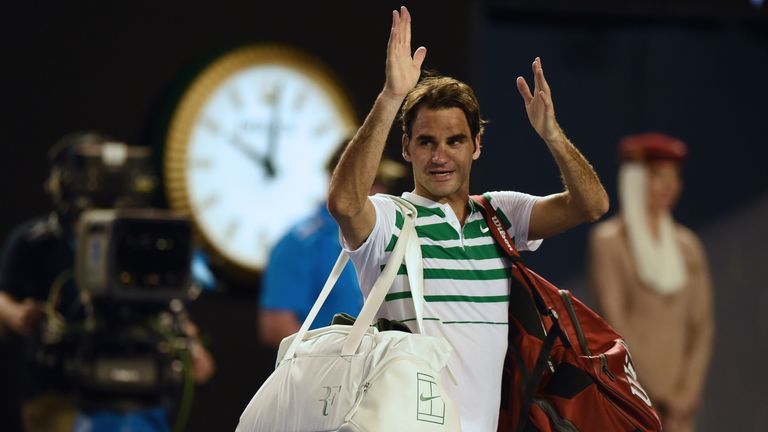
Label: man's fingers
xmin=536 ymin=57 xmax=552 ymax=95
xmin=392 ymin=9 xmax=399 ymax=31
xmin=391 ymin=10 xmax=401 ymax=46
xmin=532 ymin=58 xmax=542 ymax=95
xmin=413 ymin=46 xmax=427 ymax=69
xmin=402 ymin=6 xmax=411 ymax=48
xmin=516 ymin=76 xmax=533 ymax=103
xmin=387 ymin=14 xmax=397 ymax=51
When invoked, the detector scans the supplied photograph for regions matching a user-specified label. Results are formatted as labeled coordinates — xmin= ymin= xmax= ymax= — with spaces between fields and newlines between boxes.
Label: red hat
xmin=619 ymin=133 xmax=688 ymax=163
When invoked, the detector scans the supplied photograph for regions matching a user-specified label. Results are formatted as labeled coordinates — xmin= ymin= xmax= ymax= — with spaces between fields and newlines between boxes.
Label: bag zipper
xmin=557 ymin=291 xmax=657 ymax=427
xmin=592 ymin=371 xmax=658 ymax=427
xmin=345 ymin=381 xmax=372 ymax=421
xmin=343 ymin=356 xmax=445 ymax=422
xmin=533 ymin=398 xmax=579 ymax=432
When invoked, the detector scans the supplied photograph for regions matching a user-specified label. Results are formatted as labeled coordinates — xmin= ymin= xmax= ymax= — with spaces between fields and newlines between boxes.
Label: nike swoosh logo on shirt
xmin=480 ymin=225 xmax=490 ymax=233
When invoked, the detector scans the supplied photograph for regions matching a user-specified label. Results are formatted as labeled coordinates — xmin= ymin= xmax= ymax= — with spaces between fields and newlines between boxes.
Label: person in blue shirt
xmin=258 ymin=143 xmax=405 ymax=348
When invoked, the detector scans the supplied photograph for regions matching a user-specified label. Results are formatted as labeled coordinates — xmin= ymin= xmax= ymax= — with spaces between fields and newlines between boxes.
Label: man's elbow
xmin=327 ymin=192 xmax=364 ymax=221
xmin=583 ymin=194 xmax=609 ymax=223
xmin=589 ymin=194 xmax=611 ymax=222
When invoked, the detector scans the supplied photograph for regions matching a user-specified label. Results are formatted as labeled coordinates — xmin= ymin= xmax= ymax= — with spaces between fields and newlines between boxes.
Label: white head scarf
xmin=618 ymin=162 xmax=687 ymax=294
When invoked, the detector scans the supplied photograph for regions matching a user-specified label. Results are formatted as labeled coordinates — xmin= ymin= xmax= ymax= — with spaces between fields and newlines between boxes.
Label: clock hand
xmin=263 ymin=83 xmax=283 ymax=179
xmin=230 ymin=134 xmax=269 ymax=170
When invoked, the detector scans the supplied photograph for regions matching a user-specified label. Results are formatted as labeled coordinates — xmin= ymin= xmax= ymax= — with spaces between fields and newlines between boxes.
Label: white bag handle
xmin=282 ymin=195 xmax=424 ymax=361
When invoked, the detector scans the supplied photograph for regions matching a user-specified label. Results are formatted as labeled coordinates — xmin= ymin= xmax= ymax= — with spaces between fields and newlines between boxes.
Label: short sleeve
xmin=484 ymin=191 xmax=543 ymax=251
xmin=341 ymin=194 xmax=398 ymax=297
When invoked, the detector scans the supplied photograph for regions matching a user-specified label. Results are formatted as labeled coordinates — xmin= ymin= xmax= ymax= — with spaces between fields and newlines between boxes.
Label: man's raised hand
xmin=516 ymin=57 xmax=561 ymax=143
xmin=383 ymin=6 xmax=427 ymax=100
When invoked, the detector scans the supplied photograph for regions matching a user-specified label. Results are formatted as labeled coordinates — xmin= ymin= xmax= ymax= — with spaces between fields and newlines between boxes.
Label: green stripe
xmin=384 ymin=292 xmax=509 ymax=303
xmin=384 ymin=234 xmax=399 ymax=252
xmin=389 ymin=267 xmax=510 ymax=280
xmin=420 ymin=244 xmax=504 ymax=260
xmin=462 ymin=219 xmax=491 ymax=240
xmin=443 ymin=320 xmax=508 ymax=325
xmin=384 ymin=210 xmax=405 ymax=252
xmin=397 ymin=317 xmax=508 ymax=326
xmin=395 ymin=210 xmax=404 ymax=229
xmin=416 ymin=223 xmax=460 ymax=241
xmin=413 ymin=204 xmax=445 ymax=218
xmin=397 ymin=317 xmax=442 ymax=323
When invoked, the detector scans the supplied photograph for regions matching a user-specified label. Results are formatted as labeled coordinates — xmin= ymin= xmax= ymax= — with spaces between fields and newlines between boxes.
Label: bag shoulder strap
xmin=471 ymin=194 xmax=520 ymax=258
xmin=472 ymin=195 xmax=573 ymax=432
xmin=340 ymin=195 xmax=425 ymax=355
xmin=471 ymin=195 xmax=548 ymax=315
xmin=283 ymin=195 xmax=424 ymax=361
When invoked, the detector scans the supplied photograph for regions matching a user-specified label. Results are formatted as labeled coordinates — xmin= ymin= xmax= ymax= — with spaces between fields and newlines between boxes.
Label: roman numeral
xmin=201 ymin=116 xmax=221 ymax=134
xmin=190 ymin=158 xmax=213 ymax=170
xmin=197 ymin=193 xmax=220 ymax=211
xmin=224 ymin=219 xmax=240 ymax=240
xmin=293 ymin=91 xmax=307 ymax=111
xmin=229 ymin=88 xmax=244 ymax=110
xmin=313 ymin=122 xmax=330 ymax=137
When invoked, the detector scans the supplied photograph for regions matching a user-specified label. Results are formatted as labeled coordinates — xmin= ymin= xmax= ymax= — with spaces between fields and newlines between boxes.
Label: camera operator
xmin=0 ymin=131 xmax=215 ymax=432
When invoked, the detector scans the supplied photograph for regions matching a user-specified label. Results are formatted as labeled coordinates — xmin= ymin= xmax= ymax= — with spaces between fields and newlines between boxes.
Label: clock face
xmin=165 ymin=45 xmax=356 ymax=273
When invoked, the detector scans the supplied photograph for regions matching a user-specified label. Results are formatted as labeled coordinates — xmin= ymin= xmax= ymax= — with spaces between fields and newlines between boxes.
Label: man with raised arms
xmin=328 ymin=6 xmax=609 ymax=431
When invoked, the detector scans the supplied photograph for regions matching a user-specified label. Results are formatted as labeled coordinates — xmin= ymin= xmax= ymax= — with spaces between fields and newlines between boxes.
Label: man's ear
xmin=401 ymin=133 xmax=411 ymax=162
xmin=472 ymin=133 xmax=482 ymax=161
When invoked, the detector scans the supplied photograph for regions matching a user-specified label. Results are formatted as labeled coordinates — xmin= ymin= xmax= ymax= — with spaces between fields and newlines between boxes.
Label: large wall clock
xmin=164 ymin=44 xmax=357 ymax=275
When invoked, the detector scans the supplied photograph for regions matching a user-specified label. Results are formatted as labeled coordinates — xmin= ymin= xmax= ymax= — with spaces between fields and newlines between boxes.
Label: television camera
xmin=39 ymin=138 xmax=204 ymax=415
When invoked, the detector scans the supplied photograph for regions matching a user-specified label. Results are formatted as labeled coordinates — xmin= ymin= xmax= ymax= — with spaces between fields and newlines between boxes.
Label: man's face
xmin=646 ymin=160 xmax=682 ymax=213
xmin=402 ymin=107 xmax=481 ymax=204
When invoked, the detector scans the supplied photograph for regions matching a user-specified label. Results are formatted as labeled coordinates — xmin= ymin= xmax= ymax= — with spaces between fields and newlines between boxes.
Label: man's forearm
xmin=546 ymin=129 xmax=609 ymax=221
xmin=328 ymin=90 xmax=404 ymax=217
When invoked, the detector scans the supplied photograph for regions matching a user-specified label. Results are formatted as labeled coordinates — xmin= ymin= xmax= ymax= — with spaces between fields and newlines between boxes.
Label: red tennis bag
xmin=472 ymin=196 xmax=661 ymax=432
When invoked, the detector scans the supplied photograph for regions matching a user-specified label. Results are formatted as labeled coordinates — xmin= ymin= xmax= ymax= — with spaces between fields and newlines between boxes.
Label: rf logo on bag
xmin=416 ymin=372 xmax=445 ymax=424
xmin=319 ymin=385 xmax=342 ymax=416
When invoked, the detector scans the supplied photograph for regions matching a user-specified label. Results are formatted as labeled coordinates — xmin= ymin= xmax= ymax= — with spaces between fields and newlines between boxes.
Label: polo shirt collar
xmin=401 ymin=192 xmax=443 ymax=208
xmin=401 ymin=192 xmax=478 ymax=220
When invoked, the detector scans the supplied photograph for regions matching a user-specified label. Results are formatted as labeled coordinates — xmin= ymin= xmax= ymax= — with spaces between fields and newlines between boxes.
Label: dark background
xmin=1 ymin=1 xmax=766 ymax=431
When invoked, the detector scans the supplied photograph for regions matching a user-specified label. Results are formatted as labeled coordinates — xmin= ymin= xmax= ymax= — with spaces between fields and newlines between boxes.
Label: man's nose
xmin=431 ymin=143 xmax=448 ymax=163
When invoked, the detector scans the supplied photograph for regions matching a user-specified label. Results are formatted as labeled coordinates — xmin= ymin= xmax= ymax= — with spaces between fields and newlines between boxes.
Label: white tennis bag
xmin=236 ymin=196 xmax=461 ymax=432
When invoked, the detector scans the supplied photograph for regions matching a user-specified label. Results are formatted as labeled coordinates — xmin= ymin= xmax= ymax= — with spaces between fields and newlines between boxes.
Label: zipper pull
xmin=600 ymin=354 xmax=616 ymax=381
xmin=345 ymin=382 xmax=372 ymax=422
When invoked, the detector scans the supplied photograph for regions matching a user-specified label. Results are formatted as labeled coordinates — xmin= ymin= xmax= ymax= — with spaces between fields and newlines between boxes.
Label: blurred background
xmin=1 ymin=0 xmax=766 ymax=431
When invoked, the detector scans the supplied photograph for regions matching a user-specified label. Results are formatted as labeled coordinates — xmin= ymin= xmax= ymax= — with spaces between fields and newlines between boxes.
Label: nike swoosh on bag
xmin=419 ymin=393 xmax=441 ymax=402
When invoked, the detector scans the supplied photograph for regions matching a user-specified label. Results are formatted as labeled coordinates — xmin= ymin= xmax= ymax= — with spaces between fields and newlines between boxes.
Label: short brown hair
xmin=400 ymin=74 xmax=487 ymax=140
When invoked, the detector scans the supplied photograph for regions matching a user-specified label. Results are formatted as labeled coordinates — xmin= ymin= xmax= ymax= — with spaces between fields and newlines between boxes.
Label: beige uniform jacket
xmin=588 ymin=216 xmax=714 ymax=412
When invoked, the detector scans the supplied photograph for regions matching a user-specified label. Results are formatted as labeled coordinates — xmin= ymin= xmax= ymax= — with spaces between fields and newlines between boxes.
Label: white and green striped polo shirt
xmin=344 ymin=191 xmax=542 ymax=432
